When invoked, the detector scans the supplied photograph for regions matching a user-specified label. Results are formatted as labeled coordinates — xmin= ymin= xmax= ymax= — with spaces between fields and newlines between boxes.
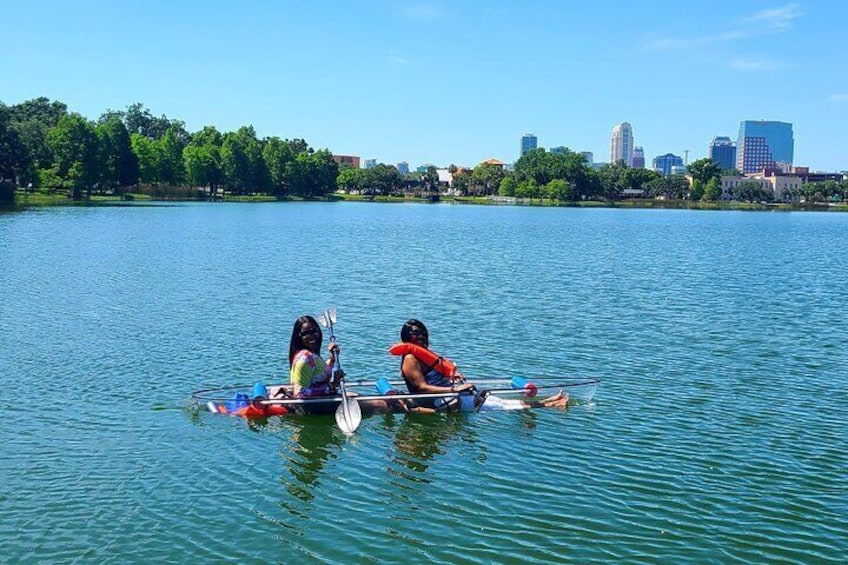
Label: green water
xmin=1 ymin=202 xmax=846 ymax=563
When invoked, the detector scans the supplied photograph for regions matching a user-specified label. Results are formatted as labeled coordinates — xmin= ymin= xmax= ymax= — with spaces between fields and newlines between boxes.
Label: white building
xmin=610 ymin=122 xmax=634 ymax=166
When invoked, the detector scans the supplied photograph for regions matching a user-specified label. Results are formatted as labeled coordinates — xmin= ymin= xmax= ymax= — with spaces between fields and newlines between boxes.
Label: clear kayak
xmin=192 ymin=377 xmax=600 ymax=416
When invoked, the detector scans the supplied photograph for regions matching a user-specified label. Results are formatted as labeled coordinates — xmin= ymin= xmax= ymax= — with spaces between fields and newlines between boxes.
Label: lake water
xmin=1 ymin=202 xmax=847 ymax=564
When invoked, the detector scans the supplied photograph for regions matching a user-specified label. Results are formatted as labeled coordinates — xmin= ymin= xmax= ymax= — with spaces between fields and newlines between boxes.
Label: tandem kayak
xmin=192 ymin=377 xmax=600 ymax=417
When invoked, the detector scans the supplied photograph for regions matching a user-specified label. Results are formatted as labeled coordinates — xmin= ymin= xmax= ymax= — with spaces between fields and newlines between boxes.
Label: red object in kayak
xmin=389 ymin=342 xmax=458 ymax=378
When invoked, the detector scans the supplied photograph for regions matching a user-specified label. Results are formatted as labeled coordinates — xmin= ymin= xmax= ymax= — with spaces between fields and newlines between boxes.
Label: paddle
xmin=318 ymin=307 xmax=362 ymax=434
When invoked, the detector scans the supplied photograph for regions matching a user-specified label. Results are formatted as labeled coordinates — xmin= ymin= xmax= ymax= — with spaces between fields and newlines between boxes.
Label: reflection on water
xmin=278 ymin=417 xmax=346 ymax=502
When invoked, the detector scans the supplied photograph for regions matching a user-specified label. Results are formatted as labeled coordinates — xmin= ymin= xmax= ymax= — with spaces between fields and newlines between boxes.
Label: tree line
xmin=0 ymin=98 xmax=340 ymax=200
xmin=3 ymin=97 xmax=846 ymax=205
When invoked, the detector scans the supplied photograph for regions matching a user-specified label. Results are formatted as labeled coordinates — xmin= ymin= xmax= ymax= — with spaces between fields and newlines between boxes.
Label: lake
xmin=1 ymin=202 xmax=846 ymax=563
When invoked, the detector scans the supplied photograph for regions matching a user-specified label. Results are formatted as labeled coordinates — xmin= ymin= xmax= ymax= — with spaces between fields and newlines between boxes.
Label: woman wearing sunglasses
xmin=394 ymin=319 xmax=568 ymax=411
xmin=288 ymin=315 xmax=344 ymax=413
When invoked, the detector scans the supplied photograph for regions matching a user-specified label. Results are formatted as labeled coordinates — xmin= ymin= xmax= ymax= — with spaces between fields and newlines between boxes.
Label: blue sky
xmin=1 ymin=1 xmax=845 ymax=171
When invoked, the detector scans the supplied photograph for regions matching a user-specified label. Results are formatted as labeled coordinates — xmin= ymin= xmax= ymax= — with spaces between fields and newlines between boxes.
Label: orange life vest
xmin=388 ymin=342 xmax=458 ymax=378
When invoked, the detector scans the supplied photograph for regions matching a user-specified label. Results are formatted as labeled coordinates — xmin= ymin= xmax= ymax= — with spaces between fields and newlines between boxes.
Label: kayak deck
xmin=193 ymin=377 xmax=600 ymax=412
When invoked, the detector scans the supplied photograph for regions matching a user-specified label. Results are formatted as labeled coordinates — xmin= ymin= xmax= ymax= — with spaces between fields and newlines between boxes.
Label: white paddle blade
xmin=317 ymin=311 xmax=330 ymax=329
xmin=335 ymin=397 xmax=362 ymax=434
xmin=327 ymin=306 xmax=337 ymax=325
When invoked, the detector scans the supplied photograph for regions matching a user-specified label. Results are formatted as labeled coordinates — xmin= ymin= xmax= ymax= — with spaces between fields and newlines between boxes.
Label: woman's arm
xmin=402 ymin=354 xmax=474 ymax=394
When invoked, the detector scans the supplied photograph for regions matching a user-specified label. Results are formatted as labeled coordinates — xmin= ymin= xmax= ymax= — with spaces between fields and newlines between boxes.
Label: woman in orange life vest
xmin=395 ymin=319 xmax=476 ymax=411
xmin=393 ymin=319 xmax=570 ymax=411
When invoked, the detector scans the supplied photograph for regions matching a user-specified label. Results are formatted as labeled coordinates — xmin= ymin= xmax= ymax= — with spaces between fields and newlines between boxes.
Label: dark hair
xmin=400 ymin=319 xmax=429 ymax=345
xmin=289 ymin=315 xmax=323 ymax=367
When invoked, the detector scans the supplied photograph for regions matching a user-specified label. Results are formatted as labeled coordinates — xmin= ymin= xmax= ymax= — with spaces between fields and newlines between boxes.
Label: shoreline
xmin=5 ymin=189 xmax=847 ymax=213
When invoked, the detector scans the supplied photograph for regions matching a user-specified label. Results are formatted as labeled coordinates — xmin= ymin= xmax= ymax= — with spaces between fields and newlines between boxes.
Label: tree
xmin=155 ymin=127 xmax=185 ymax=185
xmin=687 ymin=157 xmax=723 ymax=185
xmin=9 ymin=97 xmax=67 ymax=170
xmin=471 ymin=163 xmax=506 ymax=196
xmin=0 ymin=104 xmax=28 ymax=185
xmin=690 ymin=179 xmax=705 ymax=201
xmin=336 ymin=167 xmax=366 ymax=193
xmin=364 ymin=163 xmax=402 ymax=195
xmin=95 ymin=116 xmax=139 ymax=191
xmin=48 ymin=113 xmax=99 ymax=199
xmin=131 ymin=133 xmax=158 ymax=184
xmin=546 ymin=178 xmax=575 ymax=201
xmin=499 ymin=176 xmax=517 ymax=197
xmin=262 ymin=136 xmax=297 ymax=196
xmin=221 ymin=126 xmax=265 ymax=194
xmin=733 ymin=180 xmax=771 ymax=202
xmin=703 ymin=177 xmax=722 ymax=201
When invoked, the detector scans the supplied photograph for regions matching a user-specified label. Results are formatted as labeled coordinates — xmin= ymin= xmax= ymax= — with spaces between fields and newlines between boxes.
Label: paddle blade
xmin=335 ymin=396 xmax=362 ymax=434
xmin=317 ymin=310 xmax=330 ymax=329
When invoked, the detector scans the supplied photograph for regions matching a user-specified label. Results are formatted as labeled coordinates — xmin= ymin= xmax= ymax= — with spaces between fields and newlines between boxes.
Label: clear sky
xmin=1 ymin=1 xmax=845 ymax=171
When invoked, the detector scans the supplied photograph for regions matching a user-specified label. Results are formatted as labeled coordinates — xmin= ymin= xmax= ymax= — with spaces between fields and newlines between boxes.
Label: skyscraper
xmin=653 ymin=153 xmax=684 ymax=176
xmin=736 ymin=121 xmax=794 ymax=174
xmin=520 ymin=133 xmax=538 ymax=156
xmin=610 ymin=122 xmax=634 ymax=166
xmin=631 ymin=147 xmax=645 ymax=169
xmin=708 ymin=137 xmax=737 ymax=171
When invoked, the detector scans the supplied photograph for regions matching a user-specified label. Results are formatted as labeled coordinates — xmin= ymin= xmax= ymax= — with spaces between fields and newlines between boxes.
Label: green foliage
xmin=690 ymin=179 xmax=705 ymax=201
xmin=546 ymin=178 xmax=575 ymax=201
xmin=0 ymin=104 xmax=28 ymax=183
xmin=471 ymin=163 xmax=506 ymax=196
xmin=47 ymin=113 xmax=99 ymax=199
xmin=363 ymin=163 xmax=402 ymax=196
xmin=131 ymin=134 xmax=158 ymax=184
xmin=687 ymin=157 xmax=723 ymax=185
xmin=732 ymin=180 xmax=772 ymax=202
xmin=96 ymin=116 xmax=138 ymax=189
xmin=514 ymin=147 xmax=598 ymax=200
xmin=703 ymin=177 xmax=722 ymax=201
xmin=336 ymin=167 xmax=366 ymax=193
xmin=644 ymin=174 xmax=690 ymax=199
xmin=499 ymin=176 xmax=516 ymax=197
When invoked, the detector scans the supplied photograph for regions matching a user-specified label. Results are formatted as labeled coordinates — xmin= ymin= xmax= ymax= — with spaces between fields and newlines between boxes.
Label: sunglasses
xmin=409 ymin=328 xmax=427 ymax=338
xmin=300 ymin=327 xmax=319 ymax=338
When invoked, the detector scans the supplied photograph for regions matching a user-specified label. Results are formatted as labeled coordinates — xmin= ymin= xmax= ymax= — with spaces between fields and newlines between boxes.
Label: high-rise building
xmin=736 ymin=120 xmax=794 ymax=174
xmin=580 ymin=152 xmax=594 ymax=166
xmin=610 ymin=122 xmax=634 ymax=166
xmin=364 ymin=159 xmax=377 ymax=169
xmin=653 ymin=153 xmax=684 ymax=176
xmin=631 ymin=146 xmax=645 ymax=169
xmin=396 ymin=161 xmax=409 ymax=175
xmin=520 ymin=133 xmax=538 ymax=156
xmin=709 ymin=137 xmax=737 ymax=171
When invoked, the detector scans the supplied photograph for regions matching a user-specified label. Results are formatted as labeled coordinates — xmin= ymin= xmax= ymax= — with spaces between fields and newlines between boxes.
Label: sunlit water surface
xmin=1 ymin=202 xmax=846 ymax=563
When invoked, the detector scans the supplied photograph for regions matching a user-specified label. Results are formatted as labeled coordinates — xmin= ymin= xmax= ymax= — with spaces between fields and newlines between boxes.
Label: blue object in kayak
xmin=375 ymin=377 xmax=395 ymax=395
xmin=225 ymin=391 xmax=250 ymax=413
xmin=252 ymin=382 xmax=268 ymax=400
xmin=511 ymin=377 xmax=538 ymax=398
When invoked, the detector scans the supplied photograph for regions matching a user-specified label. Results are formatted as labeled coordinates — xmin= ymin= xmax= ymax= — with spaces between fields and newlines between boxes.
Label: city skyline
xmin=1 ymin=1 xmax=845 ymax=172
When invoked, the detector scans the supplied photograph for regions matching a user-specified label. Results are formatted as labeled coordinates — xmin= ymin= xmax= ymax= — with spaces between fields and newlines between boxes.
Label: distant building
xmin=653 ymin=153 xmax=684 ymax=176
xmin=520 ymin=133 xmax=538 ymax=156
xmin=396 ymin=161 xmax=409 ymax=175
xmin=610 ymin=122 xmax=634 ymax=166
xmin=736 ymin=120 xmax=794 ymax=174
xmin=333 ymin=155 xmax=361 ymax=168
xmin=550 ymin=146 xmax=567 ymax=155
xmin=478 ymin=158 xmax=506 ymax=169
xmin=416 ymin=164 xmax=437 ymax=173
xmin=364 ymin=159 xmax=377 ymax=169
xmin=708 ymin=136 xmax=737 ymax=171
xmin=631 ymin=146 xmax=645 ymax=169
xmin=580 ymin=152 xmax=594 ymax=166
xmin=719 ymin=173 xmax=802 ymax=202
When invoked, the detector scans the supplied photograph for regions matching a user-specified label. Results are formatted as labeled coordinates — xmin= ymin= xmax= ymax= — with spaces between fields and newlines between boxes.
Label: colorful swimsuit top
xmin=290 ymin=349 xmax=334 ymax=398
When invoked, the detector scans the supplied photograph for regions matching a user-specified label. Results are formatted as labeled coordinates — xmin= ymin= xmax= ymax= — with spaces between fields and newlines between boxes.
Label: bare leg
xmin=536 ymin=389 xmax=569 ymax=408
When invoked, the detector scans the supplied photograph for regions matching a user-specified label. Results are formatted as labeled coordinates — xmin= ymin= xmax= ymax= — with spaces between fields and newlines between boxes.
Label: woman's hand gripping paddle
xmin=318 ymin=307 xmax=362 ymax=434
